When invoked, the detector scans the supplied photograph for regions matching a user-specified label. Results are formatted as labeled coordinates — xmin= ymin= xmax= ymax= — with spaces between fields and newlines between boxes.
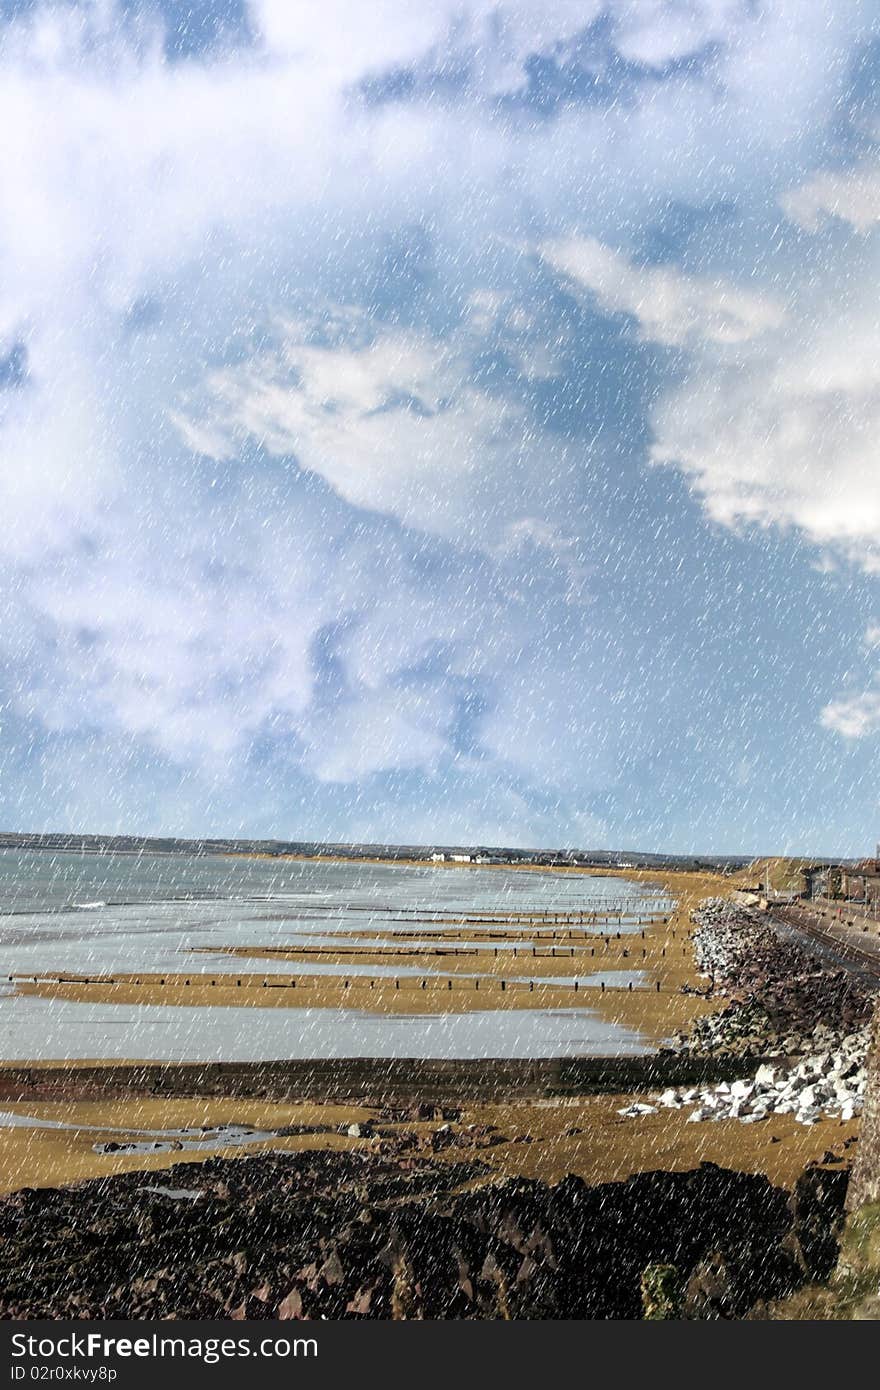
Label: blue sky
xmin=0 ymin=0 xmax=879 ymax=854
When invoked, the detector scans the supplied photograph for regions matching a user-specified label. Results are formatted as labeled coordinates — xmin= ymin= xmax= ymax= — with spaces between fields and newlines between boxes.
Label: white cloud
xmin=541 ymin=237 xmax=783 ymax=346
xmin=650 ymin=339 xmax=880 ymax=568
xmin=344 ymin=779 xmax=607 ymax=850
xmin=252 ymin=0 xmax=615 ymax=100
xmin=649 ymin=240 xmax=880 ymax=572
xmin=783 ymin=164 xmax=880 ymax=233
xmin=821 ymin=686 xmax=880 ymax=740
xmin=610 ymin=0 xmax=749 ymax=67
xmin=820 ymin=626 xmax=880 ymax=742
xmin=172 ymin=311 xmax=580 ymax=542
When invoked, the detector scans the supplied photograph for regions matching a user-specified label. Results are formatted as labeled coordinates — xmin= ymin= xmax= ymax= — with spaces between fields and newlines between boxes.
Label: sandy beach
xmin=0 ymin=1087 xmax=859 ymax=1196
xmin=0 ymin=866 xmax=863 ymax=1196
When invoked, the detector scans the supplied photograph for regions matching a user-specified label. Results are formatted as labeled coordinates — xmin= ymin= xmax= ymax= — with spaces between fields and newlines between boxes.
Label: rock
xmin=682 ymin=1251 xmax=738 ymax=1319
xmin=686 ymin=901 xmax=874 ymax=1068
xmin=731 ymin=1080 xmax=754 ymax=1100
xmin=658 ymin=1090 xmax=682 ymax=1109
xmin=673 ymin=899 xmax=875 ymax=1131
xmin=0 ymin=1149 xmax=843 ymax=1321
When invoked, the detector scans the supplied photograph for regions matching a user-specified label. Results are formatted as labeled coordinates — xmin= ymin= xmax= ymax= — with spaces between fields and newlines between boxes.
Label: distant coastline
xmin=0 ymin=829 xmax=754 ymax=874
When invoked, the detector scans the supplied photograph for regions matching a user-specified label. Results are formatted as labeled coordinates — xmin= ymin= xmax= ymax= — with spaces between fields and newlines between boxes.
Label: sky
xmin=0 ymin=0 xmax=879 ymax=855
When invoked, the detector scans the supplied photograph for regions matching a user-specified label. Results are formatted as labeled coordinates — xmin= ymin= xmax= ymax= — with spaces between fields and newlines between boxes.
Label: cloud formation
xmin=821 ymin=687 xmax=880 ymax=740
xmin=172 ymin=305 xmax=583 ymax=542
xmin=541 ymin=236 xmax=783 ymax=346
xmin=0 ymin=0 xmax=878 ymax=846
xmin=649 ymin=212 xmax=880 ymax=575
xmin=783 ymin=163 xmax=880 ymax=233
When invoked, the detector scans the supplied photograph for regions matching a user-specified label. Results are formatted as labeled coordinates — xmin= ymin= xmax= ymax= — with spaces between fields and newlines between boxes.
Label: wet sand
xmin=0 ymin=1091 xmax=857 ymax=1195
xmin=1 ymin=867 xmax=857 ymax=1199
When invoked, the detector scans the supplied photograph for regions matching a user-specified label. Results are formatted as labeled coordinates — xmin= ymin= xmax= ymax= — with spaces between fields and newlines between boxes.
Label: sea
xmin=0 ymin=850 xmax=671 ymax=1064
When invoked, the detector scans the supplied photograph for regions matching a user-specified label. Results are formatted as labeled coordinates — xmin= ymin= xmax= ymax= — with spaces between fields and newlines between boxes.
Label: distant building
xmin=430 ymin=852 xmax=446 ymax=863
xmin=841 ymin=860 xmax=880 ymax=911
xmin=800 ymin=855 xmax=880 ymax=914
xmin=801 ymin=864 xmax=831 ymax=899
xmin=450 ymin=853 xmax=472 ymax=864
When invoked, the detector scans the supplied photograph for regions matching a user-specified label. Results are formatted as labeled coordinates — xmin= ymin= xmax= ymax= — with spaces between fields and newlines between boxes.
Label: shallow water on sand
xmin=0 ymin=996 xmax=648 ymax=1061
xmin=0 ymin=851 xmax=667 ymax=1061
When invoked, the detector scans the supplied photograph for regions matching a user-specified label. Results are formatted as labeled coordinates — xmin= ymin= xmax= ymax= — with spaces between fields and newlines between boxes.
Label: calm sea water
xmin=0 ymin=850 xmax=668 ymax=1062
xmin=0 ymin=848 xmax=659 ymax=914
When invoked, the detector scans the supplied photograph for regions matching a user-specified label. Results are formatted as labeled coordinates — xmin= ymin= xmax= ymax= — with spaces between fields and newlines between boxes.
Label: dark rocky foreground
xmin=0 ymin=1148 xmax=849 ymax=1320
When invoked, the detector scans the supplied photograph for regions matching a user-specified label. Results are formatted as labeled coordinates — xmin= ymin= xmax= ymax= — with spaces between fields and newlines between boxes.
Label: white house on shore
xmin=429 ymin=850 xmax=490 ymax=865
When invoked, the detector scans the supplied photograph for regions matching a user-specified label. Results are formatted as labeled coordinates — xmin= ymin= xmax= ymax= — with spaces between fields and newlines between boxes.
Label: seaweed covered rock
xmin=0 ymin=1150 xmax=849 ymax=1320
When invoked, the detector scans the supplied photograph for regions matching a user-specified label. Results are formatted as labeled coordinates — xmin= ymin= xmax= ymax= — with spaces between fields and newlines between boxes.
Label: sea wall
xmin=846 ymin=998 xmax=880 ymax=1210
